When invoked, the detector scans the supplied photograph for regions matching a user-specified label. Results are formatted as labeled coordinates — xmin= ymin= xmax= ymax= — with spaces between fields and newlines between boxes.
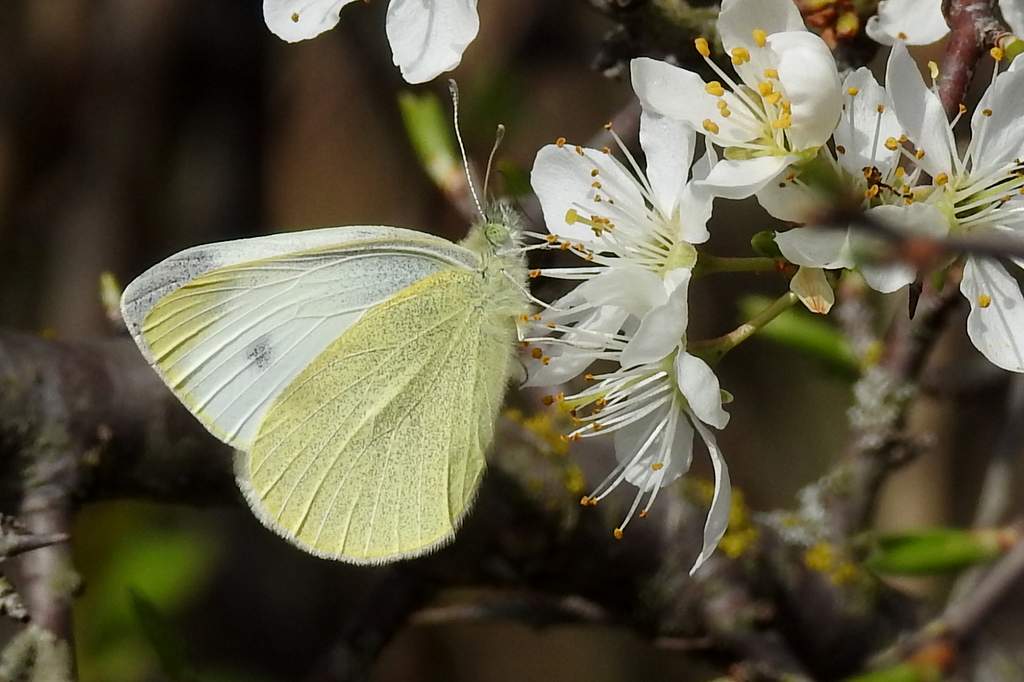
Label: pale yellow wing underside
xmin=236 ymin=268 xmax=516 ymax=564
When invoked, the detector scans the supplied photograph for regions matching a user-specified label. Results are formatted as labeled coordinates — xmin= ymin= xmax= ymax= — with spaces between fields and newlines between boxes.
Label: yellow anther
xmin=601 ymin=146 xmax=611 ymax=154
xmin=895 ymin=166 xmax=906 ymax=178
xmin=705 ymin=81 xmax=726 ymax=97
xmin=915 ymin=149 xmax=926 ymax=159
xmin=703 ymin=119 xmax=720 ymax=134
xmin=565 ymin=208 xmax=579 ymax=225
xmin=529 ymin=269 xmax=541 ymax=278
xmin=638 ymin=510 xmax=648 ymax=519
xmin=935 ymin=172 xmax=949 ymax=186
xmin=899 ymin=134 xmax=909 ymax=143
xmin=983 ymin=108 xmax=993 ymax=117
xmin=764 ymin=68 xmax=779 ymax=79
xmin=876 ymin=104 xmax=886 ymax=114
xmin=991 ymin=46 xmax=1005 ymax=61
xmin=590 ymin=168 xmax=599 ymax=177
xmin=651 ymin=462 xmax=665 ymax=471
xmin=898 ymin=31 xmax=908 ymax=40
xmin=291 ymin=12 xmax=300 ymax=22
xmin=531 ymin=347 xmax=543 ymax=359
xmin=613 ymin=528 xmax=624 ymax=540
xmin=765 ymin=92 xmax=783 ymax=106
xmin=772 ymin=114 xmax=792 ymax=129
xmin=574 ymin=144 xmax=584 ymax=155
xmin=865 ymin=184 xmax=880 ymax=199
xmin=716 ymin=99 xmax=729 ymax=110
xmin=758 ymin=81 xmax=774 ymax=96
xmin=836 ymin=144 xmax=847 ymax=155
xmin=695 ymin=37 xmax=711 ymax=57
xmin=731 ymin=47 xmax=751 ymax=65
xmin=959 ymin=103 xmax=968 ymax=114
xmin=847 ymin=86 xmax=860 ymax=96
xmin=720 ymin=107 xmax=732 ymax=118
xmin=591 ymin=181 xmax=602 ymax=189
xmin=542 ymin=394 xmax=555 ymax=406
xmin=753 ymin=28 xmax=768 ymax=47
xmin=885 ymin=137 xmax=899 ymax=151
xmin=928 ymin=61 xmax=939 ymax=80
xmin=555 ymin=136 xmax=567 ymax=147
xmin=978 ymin=294 xmax=993 ymax=308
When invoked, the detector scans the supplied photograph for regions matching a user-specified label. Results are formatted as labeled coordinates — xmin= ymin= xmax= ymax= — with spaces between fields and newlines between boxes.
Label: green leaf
xmin=737 ymin=295 xmax=860 ymax=378
xmin=863 ymin=528 xmax=1005 ymax=576
xmin=398 ymin=91 xmax=460 ymax=192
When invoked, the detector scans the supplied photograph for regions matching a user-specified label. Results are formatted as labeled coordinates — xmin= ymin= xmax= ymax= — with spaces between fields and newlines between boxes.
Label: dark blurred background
xmin=1 ymin=1 xmax=1020 ymax=680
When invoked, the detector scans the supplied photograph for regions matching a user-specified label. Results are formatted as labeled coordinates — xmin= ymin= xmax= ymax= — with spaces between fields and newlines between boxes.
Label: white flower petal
xmin=385 ymin=0 xmax=480 ymax=84
xmin=689 ymin=418 xmax=731 ymax=575
xmin=790 ymin=266 xmax=835 ymax=314
xmin=697 ymin=155 xmax=793 ymax=200
xmin=576 ymin=265 xmax=667 ymax=318
xmin=615 ymin=406 xmax=695 ymax=491
xmin=866 ymin=0 xmax=950 ymax=45
xmin=621 ymin=272 xmax=691 ymax=368
xmin=718 ymin=0 xmax=805 ymax=77
xmin=630 ymin=58 xmax=756 ymax=147
xmin=263 ymin=0 xmax=357 ymax=42
xmin=770 ymin=31 xmax=843 ymax=151
xmin=530 ymin=143 xmax=646 ymax=245
xmin=859 ymin=262 xmax=917 ymax=293
xmin=676 ymin=352 xmax=730 ymax=429
xmin=833 ymin=68 xmax=902 ymax=175
xmin=757 ymin=178 xmax=826 ymax=223
xmin=962 ymin=256 xmax=1024 ymax=372
xmin=886 ymin=41 xmax=956 ymax=177
xmin=639 ymin=110 xmax=696 ymax=218
xmin=970 ymin=64 xmax=1024 ymax=172
xmin=1001 ymin=0 xmax=1024 ymax=36
xmin=775 ymin=226 xmax=854 ymax=268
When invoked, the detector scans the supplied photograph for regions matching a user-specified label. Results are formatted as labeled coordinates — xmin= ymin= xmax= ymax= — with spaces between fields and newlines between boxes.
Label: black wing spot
xmin=246 ymin=339 xmax=273 ymax=371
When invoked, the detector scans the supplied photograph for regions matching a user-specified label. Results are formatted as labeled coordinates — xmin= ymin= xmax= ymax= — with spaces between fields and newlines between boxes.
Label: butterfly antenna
xmin=483 ymin=124 xmax=506 ymax=202
xmin=448 ymin=80 xmax=486 ymax=220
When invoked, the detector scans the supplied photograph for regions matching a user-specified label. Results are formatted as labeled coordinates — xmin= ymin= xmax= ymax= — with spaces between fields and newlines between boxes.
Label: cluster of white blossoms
xmin=521 ymin=0 xmax=1024 ymax=572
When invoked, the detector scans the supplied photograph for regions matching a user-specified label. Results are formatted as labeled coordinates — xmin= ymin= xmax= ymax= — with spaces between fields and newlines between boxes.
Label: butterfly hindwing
xmin=237 ymin=268 xmax=517 ymax=563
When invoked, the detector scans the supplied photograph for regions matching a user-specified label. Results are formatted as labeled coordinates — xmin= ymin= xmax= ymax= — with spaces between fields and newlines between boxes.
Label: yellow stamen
xmin=847 ymin=86 xmax=860 ymax=96
xmin=772 ymin=114 xmax=792 ymax=129
xmin=695 ymin=37 xmax=711 ymax=57
xmin=935 ymin=172 xmax=949 ymax=186
xmin=703 ymin=119 xmax=720 ymax=134
xmin=753 ymin=28 xmax=768 ymax=47
xmin=928 ymin=61 xmax=939 ymax=80
xmin=705 ymin=81 xmax=725 ymax=97
xmin=613 ymin=528 xmax=624 ymax=540
xmin=764 ymin=68 xmax=779 ymax=79
xmin=765 ymin=92 xmax=783 ymax=106
xmin=651 ymin=462 xmax=664 ymax=471
xmin=991 ymin=46 xmax=1005 ymax=61
xmin=978 ymin=294 xmax=992 ymax=308
xmin=758 ymin=81 xmax=774 ymax=96
xmin=885 ymin=137 xmax=899 ymax=151
xmin=731 ymin=47 xmax=751 ymax=65
xmin=983 ymin=108 xmax=993 ymax=117
xmin=555 ymin=137 xmax=566 ymax=147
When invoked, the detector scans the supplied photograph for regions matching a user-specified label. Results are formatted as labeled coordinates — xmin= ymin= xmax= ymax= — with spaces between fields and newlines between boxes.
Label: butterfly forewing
xmin=121 ymin=226 xmax=478 ymax=450
xmin=238 ymin=268 xmax=518 ymax=563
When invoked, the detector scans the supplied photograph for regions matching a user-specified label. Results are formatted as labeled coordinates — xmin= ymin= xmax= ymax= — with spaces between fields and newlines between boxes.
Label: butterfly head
xmin=481 ymin=201 xmax=523 ymax=252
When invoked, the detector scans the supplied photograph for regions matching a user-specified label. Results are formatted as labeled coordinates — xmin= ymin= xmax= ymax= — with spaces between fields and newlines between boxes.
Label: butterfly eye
xmin=484 ymin=222 xmax=511 ymax=247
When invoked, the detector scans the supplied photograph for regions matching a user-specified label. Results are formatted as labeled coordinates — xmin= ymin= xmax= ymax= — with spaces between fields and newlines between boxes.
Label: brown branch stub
xmin=939 ymin=0 xmax=1005 ymax=117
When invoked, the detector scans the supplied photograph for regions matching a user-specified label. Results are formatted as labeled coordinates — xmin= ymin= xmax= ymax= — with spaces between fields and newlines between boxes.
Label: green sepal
xmin=398 ymin=91 xmax=460 ymax=191
xmin=751 ymin=230 xmax=784 ymax=258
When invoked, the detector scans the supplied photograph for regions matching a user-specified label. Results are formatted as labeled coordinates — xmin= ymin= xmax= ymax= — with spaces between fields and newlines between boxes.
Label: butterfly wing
xmin=121 ymin=226 xmax=479 ymax=450
xmin=237 ymin=267 xmax=518 ymax=563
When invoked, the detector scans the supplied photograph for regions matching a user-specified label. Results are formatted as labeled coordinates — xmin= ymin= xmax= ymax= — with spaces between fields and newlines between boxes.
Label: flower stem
xmin=694 ymin=254 xmax=783 ymax=277
xmin=690 ymin=291 xmax=800 ymax=364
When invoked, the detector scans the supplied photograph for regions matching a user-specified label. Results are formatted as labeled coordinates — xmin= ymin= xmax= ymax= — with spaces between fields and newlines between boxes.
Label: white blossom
xmin=630 ymin=0 xmax=842 ymax=200
xmin=263 ymin=0 xmax=479 ymax=84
